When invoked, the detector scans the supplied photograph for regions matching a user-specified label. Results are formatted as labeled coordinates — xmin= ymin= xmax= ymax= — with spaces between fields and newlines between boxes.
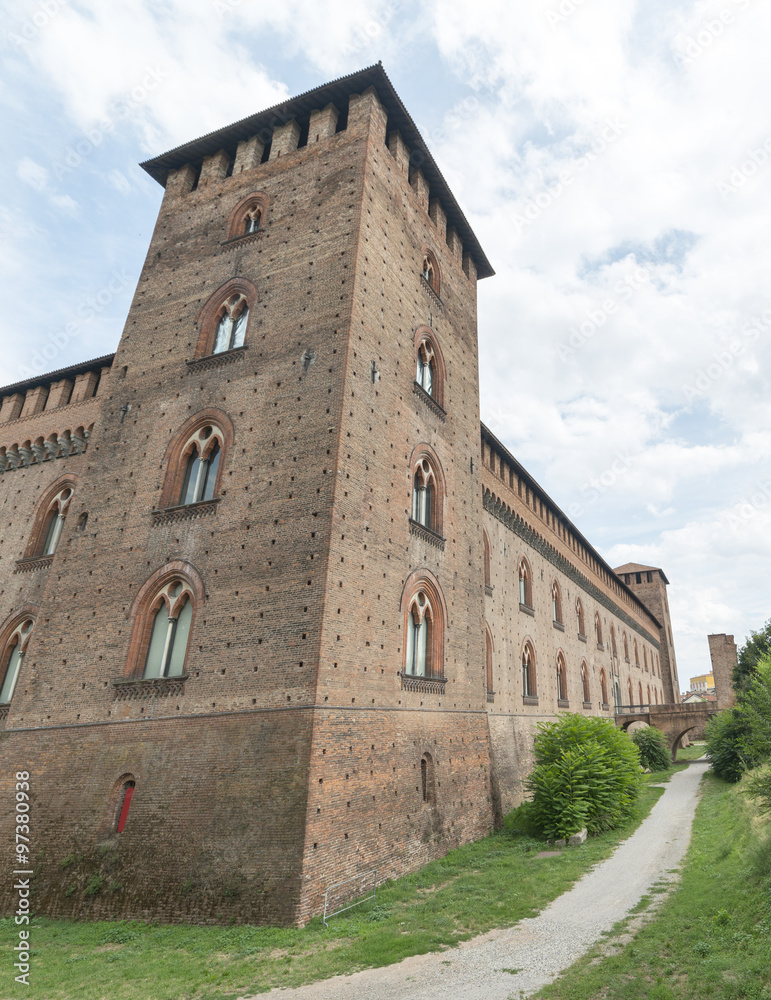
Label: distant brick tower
xmin=0 ymin=64 xmax=496 ymax=925
xmin=708 ymin=633 xmax=738 ymax=709
xmin=614 ymin=563 xmax=681 ymax=704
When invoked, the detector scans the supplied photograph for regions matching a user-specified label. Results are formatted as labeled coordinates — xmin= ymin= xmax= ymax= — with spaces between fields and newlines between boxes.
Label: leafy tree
xmin=632 ymin=726 xmax=671 ymax=772
xmin=527 ymin=714 xmax=643 ymax=840
xmin=707 ymin=656 xmax=771 ymax=781
xmin=734 ymin=619 xmax=771 ymax=694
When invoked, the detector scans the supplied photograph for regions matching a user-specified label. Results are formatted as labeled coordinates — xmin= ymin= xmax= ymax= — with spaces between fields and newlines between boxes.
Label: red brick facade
xmin=0 ymin=66 xmax=679 ymax=926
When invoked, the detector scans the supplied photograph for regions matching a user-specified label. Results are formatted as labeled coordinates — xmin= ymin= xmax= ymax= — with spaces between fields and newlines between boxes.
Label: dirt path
xmin=252 ymin=761 xmax=708 ymax=1000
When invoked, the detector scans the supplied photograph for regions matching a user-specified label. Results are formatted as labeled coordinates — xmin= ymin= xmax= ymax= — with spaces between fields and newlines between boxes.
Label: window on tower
xmin=142 ymin=579 xmax=195 ymax=679
xmin=0 ymin=618 xmax=34 ymax=705
xmin=178 ymin=425 xmax=223 ymax=505
xmin=212 ymin=295 xmax=249 ymax=354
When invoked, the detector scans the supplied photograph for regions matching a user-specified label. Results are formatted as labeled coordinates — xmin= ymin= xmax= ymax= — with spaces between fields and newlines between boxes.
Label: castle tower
xmin=614 ymin=563 xmax=681 ymax=704
xmin=0 ymin=65 xmax=495 ymax=925
xmin=708 ymin=633 xmax=738 ymax=709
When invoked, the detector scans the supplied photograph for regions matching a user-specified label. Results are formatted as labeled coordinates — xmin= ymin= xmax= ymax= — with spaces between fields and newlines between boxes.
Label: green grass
xmin=1 ymin=779 xmax=670 ymax=1000
xmin=675 ymin=741 xmax=707 ymax=762
xmin=533 ymin=771 xmax=771 ymax=1000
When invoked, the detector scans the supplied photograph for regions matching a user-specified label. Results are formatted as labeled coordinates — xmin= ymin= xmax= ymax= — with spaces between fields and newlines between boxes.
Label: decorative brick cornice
xmin=112 ymin=676 xmax=187 ymax=700
xmin=221 ymin=230 xmax=264 ymax=249
xmin=13 ymin=555 xmax=55 ymax=574
xmin=420 ymin=275 xmax=443 ymax=307
xmin=409 ymin=519 xmax=445 ymax=550
xmin=151 ymin=498 xmax=220 ymax=526
xmin=400 ymin=673 xmax=447 ymax=695
xmin=412 ymin=381 xmax=447 ymax=421
xmin=482 ymin=489 xmax=660 ymax=649
xmin=186 ymin=347 xmax=247 ymax=374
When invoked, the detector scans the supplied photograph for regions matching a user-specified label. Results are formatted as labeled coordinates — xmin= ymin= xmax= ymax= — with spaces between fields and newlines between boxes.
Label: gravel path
xmin=253 ymin=760 xmax=708 ymax=1000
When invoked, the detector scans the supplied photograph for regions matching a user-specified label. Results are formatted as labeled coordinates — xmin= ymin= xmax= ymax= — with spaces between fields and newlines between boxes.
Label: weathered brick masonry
xmin=0 ymin=64 xmax=681 ymax=925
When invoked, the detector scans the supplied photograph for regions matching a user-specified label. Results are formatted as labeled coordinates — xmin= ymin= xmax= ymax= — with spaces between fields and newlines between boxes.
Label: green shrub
xmin=84 ymin=874 xmax=105 ymax=897
xmin=632 ymin=726 xmax=671 ymax=771
xmin=705 ymin=706 xmax=766 ymax=782
xmin=527 ymin=714 xmax=643 ymax=840
xmin=745 ymin=763 xmax=771 ymax=814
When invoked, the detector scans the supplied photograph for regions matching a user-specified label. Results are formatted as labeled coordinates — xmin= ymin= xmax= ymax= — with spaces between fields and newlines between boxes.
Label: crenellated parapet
xmin=0 ymin=356 xmax=112 ymax=428
xmin=139 ymin=63 xmax=493 ymax=283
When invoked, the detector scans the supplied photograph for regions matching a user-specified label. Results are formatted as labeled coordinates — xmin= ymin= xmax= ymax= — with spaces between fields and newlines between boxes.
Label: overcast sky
xmin=1 ymin=0 xmax=769 ymax=687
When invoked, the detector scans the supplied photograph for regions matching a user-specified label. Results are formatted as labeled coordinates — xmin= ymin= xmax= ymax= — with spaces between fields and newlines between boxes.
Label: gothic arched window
xmin=410 ymin=450 xmax=444 ymax=535
xmin=421 ymin=248 xmax=441 ymax=296
xmin=142 ymin=579 xmax=195 ymax=679
xmin=576 ymin=598 xmax=586 ymax=637
xmin=581 ymin=661 xmax=590 ymax=705
xmin=0 ymin=619 xmax=34 ymax=705
xmin=178 ymin=425 xmax=223 ymax=506
xmin=212 ymin=294 xmax=249 ymax=355
xmin=552 ymin=580 xmax=562 ymax=624
xmin=39 ymin=486 xmax=73 ymax=556
xmin=522 ymin=640 xmax=537 ymax=698
xmin=556 ymin=652 xmax=568 ymax=704
xmin=519 ymin=558 xmax=533 ymax=609
xmin=595 ymin=613 xmax=603 ymax=647
xmin=404 ymin=588 xmax=441 ymax=678
xmin=600 ymin=668 xmax=609 ymax=707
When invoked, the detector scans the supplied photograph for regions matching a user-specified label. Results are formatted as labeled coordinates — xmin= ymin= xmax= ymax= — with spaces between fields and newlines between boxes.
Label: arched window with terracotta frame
xmin=634 ymin=638 xmax=640 ymax=668
xmin=401 ymin=570 xmax=446 ymax=681
xmin=643 ymin=646 xmax=649 ymax=672
xmin=654 ymin=688 xmax=659 ymax=705
xmin=158 ymin=409 xmax=234 ymax=511
xmin=483 ymin=530 xmax=492 ymax=591
xmin=102 ymin=773 xmax=137 ymax=836
xmin=610 ymin=624 xmax=618 ymax=658
xmin=581 ymin=660 xmax=591 ymax=706
xmin=0 ymin=615 xmax=34 ymax=705
xmin=600 ymin=668 xmax=609 ymax=707
xmin=628 ymin=677 xmax=634 ymax=706
xmin=193 ymin=277 xmax=258 ymax=360
xmin=556 ymin=651 xmax=568 ymax=705
xmin=124 ymin=562 xmax=205 ymax=681
xmin=623 ymin=631 xmax=630 ymax=661
xmin=595 ymin=612 xmax=603 ymax=648
xmin=24 ymin=475 xmax=77 ymax=560
xmin=647 ymin=684 xmax=651 ymax=706
xmin=413 ymin=326 xmax=446 ymax=408
xmin=409 ymin=444 xmax=445 ymax=537
xmin=552 ymin=579 xmax=563 ymax=625
xmin=518 ymin=556 xmax=533 ymax=609
xmin=638 ymin=681 xmax=644 ymax=707
xmin=420 ymin=246 xmax=441 ymax=296
xmin=226 ymin=191 xmax=269 ymax=241
xmin=576 ymin=598 xmax=586 ymax=637
xmin=522 ymin=639 xmax=537 ymax=699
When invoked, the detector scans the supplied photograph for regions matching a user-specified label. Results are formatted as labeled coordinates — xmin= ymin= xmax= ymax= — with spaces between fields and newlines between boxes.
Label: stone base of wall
xmin=0 ymin=711 xmax=313 ymax=925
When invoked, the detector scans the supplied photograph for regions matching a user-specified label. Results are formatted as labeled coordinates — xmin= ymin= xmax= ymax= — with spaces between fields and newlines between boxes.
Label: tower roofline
xmin=614 ymin=562 xmax=670 ymax=585
xmin=139 ymin=62 xmax=494 ymax=280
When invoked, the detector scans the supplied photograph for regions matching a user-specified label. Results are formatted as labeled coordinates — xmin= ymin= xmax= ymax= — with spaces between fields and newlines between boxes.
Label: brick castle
xmin=0 ymin=64 xmax=680 ymax=925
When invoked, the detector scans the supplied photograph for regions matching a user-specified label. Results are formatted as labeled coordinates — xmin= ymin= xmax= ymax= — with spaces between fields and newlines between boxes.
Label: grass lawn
xmin=534 ymin=771 xmax=771 ymax=1000
xmin=1 ymin=775 xmax=675 ymax=1000
xmin=675 ymin=741 xmax=707 ymax=762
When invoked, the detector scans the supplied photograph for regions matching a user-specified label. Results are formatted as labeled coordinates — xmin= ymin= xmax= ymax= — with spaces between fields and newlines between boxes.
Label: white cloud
xmin=16 ymin=155 xmax=48 ymax=191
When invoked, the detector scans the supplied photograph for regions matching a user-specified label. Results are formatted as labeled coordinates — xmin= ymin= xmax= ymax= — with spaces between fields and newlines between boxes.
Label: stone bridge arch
xmin=615 ymin=703 xmax=718 ymax=761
